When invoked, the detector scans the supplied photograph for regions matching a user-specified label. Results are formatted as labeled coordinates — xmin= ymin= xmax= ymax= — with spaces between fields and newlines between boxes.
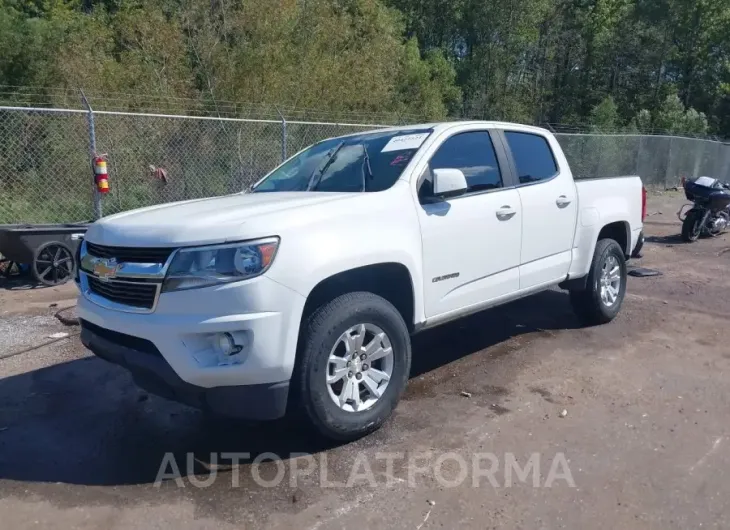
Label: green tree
xmin=652 ymin=94 xmax=709 ymax=135
xmin=589 ymin=96 xmax=620 ymax=131
xmin=1 ymin=0 xmax=730 ymax=136
xmin=627 ymin=109 xmax=653 ymax=133
xmin=396 ymin=40 xmax=461 ymax=119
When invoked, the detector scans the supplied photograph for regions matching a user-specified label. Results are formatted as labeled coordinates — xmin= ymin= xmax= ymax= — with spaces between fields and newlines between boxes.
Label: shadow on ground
xmin=645 ymin=234 xmax=684 ymax=245
xmin=0 ymin=290 xmax=579 ymax=487
xmin=0 ymin=271 xmax=53 ymax=291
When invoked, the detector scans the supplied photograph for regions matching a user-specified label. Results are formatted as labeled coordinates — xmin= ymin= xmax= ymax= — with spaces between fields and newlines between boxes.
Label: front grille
xmin=87 ymin=276 xmax=158 ymax=309
xmin=86 ymin=242 xmax=173 ymax=264
xmin=81 ymin=319 xmax=161 ymax=356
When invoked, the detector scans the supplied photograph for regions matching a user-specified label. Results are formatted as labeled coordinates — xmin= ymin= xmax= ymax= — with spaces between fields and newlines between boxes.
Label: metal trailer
xmin=0 ymin=224 xmax=88 ymax=286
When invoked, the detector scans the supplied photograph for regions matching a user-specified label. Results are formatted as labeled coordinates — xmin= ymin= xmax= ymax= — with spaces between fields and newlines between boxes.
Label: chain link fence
xmin=557 ymin=133 xmax=730 ymax=188
xmin=1 ymin=105 xmax=729 ymax=223
xmin=0 ymin=108 xmax=93 ymax=223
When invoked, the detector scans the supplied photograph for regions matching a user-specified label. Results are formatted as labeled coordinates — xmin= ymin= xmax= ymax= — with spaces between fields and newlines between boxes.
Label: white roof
xmin=347 ymin=120 xmax=550 ymax=137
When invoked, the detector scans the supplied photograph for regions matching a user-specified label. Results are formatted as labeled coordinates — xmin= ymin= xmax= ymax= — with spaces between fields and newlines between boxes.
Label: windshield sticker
xmin=381 ymin=133 xmax=430 ymax=153
xmin=389 ymin=153 xmax=413 ymax=166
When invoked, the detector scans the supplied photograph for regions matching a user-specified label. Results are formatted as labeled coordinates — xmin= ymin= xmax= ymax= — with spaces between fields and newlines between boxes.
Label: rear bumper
xmin=80 ymin=320 xmax=289 ymax=420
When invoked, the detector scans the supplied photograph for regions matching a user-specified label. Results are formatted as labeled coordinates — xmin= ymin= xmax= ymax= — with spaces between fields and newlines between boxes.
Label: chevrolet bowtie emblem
xmin=92 ymin=258 xmax=119 ymax=281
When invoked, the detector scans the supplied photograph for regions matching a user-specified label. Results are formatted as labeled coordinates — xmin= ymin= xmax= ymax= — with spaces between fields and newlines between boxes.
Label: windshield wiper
xmin=361 ymin=144 xmax=374 ymax=191
xmin=307 ymin=141 xmax=345 ymax=191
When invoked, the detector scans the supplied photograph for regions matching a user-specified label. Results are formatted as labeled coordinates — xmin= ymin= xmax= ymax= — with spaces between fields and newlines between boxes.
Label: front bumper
xmin=77 ymin=274 xmax=306 ymax=415
xmin=80 ymin=319 xmax=289 ymax=419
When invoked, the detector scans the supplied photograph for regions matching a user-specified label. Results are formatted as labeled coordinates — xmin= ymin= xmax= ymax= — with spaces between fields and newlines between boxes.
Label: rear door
xmin=500 ymin=130 xmax=578 ymax=289
xmin=417 ymin=129 xmax=522 ymax=318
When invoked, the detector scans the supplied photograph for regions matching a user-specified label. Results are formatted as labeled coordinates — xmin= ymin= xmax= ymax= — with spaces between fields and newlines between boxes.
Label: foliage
xmin=628 ymin=110 xmax=653 ymax=134
xmin=389 ymin=0 xmax=730 ymax=136
xmin=626 ymin=95 xmax=710 ymax=136
xmin=589 ymin=97 xmax=620 ymax=131
xmin=0 ymin=0 xmax=729 ymax=135
xmin=654 ymin=95 xmax=709 ymax=135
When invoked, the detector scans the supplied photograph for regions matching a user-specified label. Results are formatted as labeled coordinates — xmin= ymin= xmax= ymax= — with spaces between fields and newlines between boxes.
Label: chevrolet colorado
xmin=77 ymin=121 xmax=645 ymax=440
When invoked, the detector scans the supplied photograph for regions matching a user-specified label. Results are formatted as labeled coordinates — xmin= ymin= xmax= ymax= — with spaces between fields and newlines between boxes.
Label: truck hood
xmin=85 ymin=192 xmax=352 ymax=247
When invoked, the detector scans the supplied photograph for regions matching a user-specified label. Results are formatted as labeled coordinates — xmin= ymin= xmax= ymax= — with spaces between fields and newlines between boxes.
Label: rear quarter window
xmin=504 ymin=131 xmax=559 ymax=184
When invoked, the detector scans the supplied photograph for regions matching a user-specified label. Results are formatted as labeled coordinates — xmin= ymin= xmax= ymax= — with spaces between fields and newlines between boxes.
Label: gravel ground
xmin=1 ymin=191 xmax=730 ymax=529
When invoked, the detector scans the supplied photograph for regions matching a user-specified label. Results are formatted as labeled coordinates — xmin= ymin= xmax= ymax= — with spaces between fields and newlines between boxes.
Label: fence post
xmin=282 ymin=118 xmax=287 ymax=162
xmin=664 ymin=137 xmax=674 ymax=189
xmin=80 ymin=90 xmax=102 ymax=219
xmin=635 ymin=136 xmax=643 ymax=178
xmin=275 ymin=106 xmax=287 ymax=162
xmin=692 ymin=140 xmax=704 ymax=179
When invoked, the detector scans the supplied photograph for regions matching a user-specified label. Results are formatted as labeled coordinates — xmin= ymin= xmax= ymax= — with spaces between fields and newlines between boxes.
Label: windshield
xmin=251 ymin=128 xmax=433 ymax=193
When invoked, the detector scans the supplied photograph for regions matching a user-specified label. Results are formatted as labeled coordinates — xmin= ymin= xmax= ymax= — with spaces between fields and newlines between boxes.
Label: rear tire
xmin=681 ymin=211 xmax=702 ymax=242
xmin=294 ymin=292 xmax=411 ymax=441
xmin=570 ymin=239 xmax=627 ymax=326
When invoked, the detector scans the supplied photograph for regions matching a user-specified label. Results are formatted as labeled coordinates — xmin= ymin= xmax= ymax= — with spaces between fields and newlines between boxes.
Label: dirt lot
xmin=2 ymin=190 xmax=730 ymax=529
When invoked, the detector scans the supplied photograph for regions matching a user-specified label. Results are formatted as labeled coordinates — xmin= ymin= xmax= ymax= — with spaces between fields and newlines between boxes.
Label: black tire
xmin=293 ymin=292 xmax=411 ymax=441
xmin=569 ymin=239 xmax=627 ymax=326
xmin=32 ymin=241 xmax=76 ymax=286
xmin=681 ymin=211 xmax=702 ymax=242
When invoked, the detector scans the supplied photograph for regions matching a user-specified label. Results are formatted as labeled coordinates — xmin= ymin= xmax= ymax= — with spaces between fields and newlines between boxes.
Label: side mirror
xmin=432 ymin=168 xmax=468 ymax=196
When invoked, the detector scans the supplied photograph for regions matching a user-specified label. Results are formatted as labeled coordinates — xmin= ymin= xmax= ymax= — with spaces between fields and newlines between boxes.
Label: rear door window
xmin=504 ymin=132 xmax=558 ymax=184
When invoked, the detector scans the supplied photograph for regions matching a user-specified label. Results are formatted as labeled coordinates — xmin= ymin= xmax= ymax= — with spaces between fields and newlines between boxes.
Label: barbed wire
xmin=2 ymin=85 xmax=727 ymax=142
xmin=0 ymin=85 xmax=427 ymax=125
xmin=542 ymin=122 xmax=727 ymax=142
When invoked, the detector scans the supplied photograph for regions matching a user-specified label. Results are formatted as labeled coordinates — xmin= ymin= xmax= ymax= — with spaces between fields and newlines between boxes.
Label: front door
xmin=417 ymin=131 xmax=523 ymax=318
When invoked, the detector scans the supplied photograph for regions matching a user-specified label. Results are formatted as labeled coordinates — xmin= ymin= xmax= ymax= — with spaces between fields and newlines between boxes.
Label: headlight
xmin=162 ymin=237 xmax=279 ymax=292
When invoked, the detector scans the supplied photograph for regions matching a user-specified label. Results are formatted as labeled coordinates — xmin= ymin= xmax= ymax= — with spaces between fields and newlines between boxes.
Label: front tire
xmin=294 ymin=292 xmax=411 ymax=441
xmin=570 ymin=239 xmax=627 ymax=325
xmin=681 ymin=210 xmax=703 ymax=242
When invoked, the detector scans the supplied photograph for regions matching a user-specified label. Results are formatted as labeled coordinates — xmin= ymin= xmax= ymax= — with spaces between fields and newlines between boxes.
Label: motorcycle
xmin=678 ymin=176 xmax=730 ymax=242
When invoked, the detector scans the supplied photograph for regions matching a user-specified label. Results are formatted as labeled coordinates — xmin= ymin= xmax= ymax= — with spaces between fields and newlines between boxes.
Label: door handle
xmin=556 ymin=195 xmax=572 ymax=208
xmin=496 ymin=206 xmax=517 ymax=220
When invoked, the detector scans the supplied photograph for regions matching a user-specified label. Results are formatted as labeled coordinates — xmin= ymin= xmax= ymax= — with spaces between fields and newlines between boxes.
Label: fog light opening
xmin=216 ymin=332 xmax=243 ymax=356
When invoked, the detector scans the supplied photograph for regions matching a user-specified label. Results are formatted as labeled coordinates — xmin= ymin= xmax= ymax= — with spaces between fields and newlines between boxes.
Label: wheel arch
xmin=564 ymin=218 xmax=631 ymax=288
xmin=300 ymin=262 xmax=417 ymax=334
xmin=597 ymin=220 xmax=630 ymax=257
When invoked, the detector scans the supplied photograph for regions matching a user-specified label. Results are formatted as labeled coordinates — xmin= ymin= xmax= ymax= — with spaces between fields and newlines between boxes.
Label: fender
xmin=263 ymin=183 xmax=427 ymax=325
xmin=569 ymin=176 xmax=641 ymax=279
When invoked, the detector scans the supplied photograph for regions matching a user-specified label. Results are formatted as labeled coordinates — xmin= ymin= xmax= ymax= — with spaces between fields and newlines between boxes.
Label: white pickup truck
xmin=77 ymin=121 xmax=645 ymax=440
